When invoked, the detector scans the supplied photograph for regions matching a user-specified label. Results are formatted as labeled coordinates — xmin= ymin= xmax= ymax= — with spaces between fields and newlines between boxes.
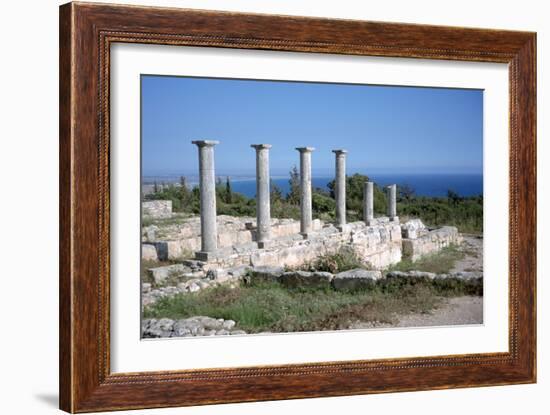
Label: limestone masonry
xmin=142 ymin=200 xmax=172 ymax=219
xmin=142 ymin=214 xmax=461 ymax=271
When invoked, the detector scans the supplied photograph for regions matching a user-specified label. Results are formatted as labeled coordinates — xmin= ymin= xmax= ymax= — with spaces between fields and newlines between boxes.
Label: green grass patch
xmin=387 ymin=244 xmax=465 ymax=275
xmin=297 ymin=248 xmax=369 ymax=274
xmin=142 ymin=280 xmax=478 ymax=333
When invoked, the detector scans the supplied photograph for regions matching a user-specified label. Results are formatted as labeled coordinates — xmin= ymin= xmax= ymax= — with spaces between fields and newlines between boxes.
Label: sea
xmin=143 ymin=173 xmax=483 ymax=198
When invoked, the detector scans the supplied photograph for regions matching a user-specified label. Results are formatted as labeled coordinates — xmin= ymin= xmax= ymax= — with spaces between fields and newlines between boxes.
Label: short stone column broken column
xmin=386 ymin=184 xmax=398 ymax=221
xmin=332 ymin=149 xmax=348 ymax=229
xmin=363 ymin=181 xmax=374 ymax=225
xmin=296 ymin=147 xmax=315 ymax=237
xmin=192 ymin=140 xmax=219 ymax=259
xmin=251 ymin=144 xmax=272 ymax=248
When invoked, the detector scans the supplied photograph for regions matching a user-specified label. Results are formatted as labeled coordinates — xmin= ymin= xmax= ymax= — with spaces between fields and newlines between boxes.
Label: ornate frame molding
xmin=60 ymin=2 xmax=536 ymax=412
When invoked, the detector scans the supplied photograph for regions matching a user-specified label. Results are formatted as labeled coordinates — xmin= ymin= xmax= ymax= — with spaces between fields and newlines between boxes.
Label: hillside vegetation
xmin=145 ymin=171 xmax=483 ymax=234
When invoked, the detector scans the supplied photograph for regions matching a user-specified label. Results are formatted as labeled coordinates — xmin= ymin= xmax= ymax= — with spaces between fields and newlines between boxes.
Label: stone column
xmin=386 ymin=184 xmax=398 ymax=221
xmin=192 ymin=140 xmax=219 ymax=259
xmin=296 ymin=147 xmax=315 ymax=237
xmin=363 ymin=181 xmax=374 ymax=225
xmin=251 ymin=144 xmax=272 ymax=248
xmin=332 ymin=149 xmax=348 ymax=229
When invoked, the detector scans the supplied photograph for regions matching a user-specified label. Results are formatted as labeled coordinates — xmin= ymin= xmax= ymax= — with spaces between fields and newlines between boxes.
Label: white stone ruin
xmin=141 ymin=140 xmax=463 ymax=271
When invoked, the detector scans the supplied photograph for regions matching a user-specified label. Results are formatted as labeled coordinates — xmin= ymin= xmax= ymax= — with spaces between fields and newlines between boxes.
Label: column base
xmin=389 ymin=216 xmax=400 ymax=223
xmin=337 ymin=224 xmax=350 ymax=232
xmin=195 ymin=251 xmax=220 ymax=262
xmin=300 ymin=232 xmax=314 ymax=240
xmin=257 ymin=240 xmax=273 ymax=249
xmin=365 ymin=219 xmax=375 ymax=226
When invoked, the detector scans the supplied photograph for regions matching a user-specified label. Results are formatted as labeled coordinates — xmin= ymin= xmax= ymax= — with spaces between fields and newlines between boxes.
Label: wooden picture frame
xmin=59 ymin=2 xmax=536 ymax=412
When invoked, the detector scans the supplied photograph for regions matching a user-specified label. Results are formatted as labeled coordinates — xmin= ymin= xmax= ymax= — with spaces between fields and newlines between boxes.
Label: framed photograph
xmin=59 ymin=2 xmax=536 ymax=412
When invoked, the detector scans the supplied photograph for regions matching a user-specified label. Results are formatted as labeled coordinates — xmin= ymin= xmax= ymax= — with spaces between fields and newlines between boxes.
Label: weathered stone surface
xmin=447 ymin=271 xmax=483 ymax=281
xmin=385 ymin=184 xmax=397 ymax=220
xmin=142 ymin=200 xmax=172 ymax=219
xmin=247 ymin=266 xmax=285 ymax=283
xmin=147 ymin=264 xmax=186 ymax=285
xmin=141 ymin=243 xmax=158 ymax=261
xmin=143 ymin=214 xmax=463 ymax=274
xmin=363 ymin=181 xmax=374 ymax=224
xmin=251 ymin=144 xmax=272 ymax=244
xmin=296 ymin=147 xmax=315 ymax=235
xmin=280 ymin=271 xmax=333 ymax=289
xmin=332 ymin=269 xmax=383 ymax=290
xmin=333 ymin=149 xmax=347 ymax=227
xmin=401 ymin=219 xmax=427 ymax=239
xmin=384 ymin=270 xmax=482 ymax=289
xmin=402 ymin=226 xmax=463 ymax=261
xmin=192 ymin=140 xmax=220 ymax=254
xmin=142 ymin=225 xmax=158 ymax=242
xmin=227 ymin=265 xmax=252 ymax=279
xmin=142 ymin=318 xmax=175 ymax=338
xmin=387 ymin=270 xmax=437 ymax=280
xmin=142 ymin=316 xmax=245 ymax=338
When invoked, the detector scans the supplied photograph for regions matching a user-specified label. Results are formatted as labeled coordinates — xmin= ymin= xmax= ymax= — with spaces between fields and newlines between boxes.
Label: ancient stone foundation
xmin=142 ymin=210 xmax=462 ymax=274
xmin=402 ymin=226 xmax=463 ymax=261
xmin=142 ymin=200 xmax=172 ymax=219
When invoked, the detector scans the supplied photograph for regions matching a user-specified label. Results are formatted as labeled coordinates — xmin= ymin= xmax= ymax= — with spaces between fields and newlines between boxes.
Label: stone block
xmin=248 ymin=266 xmax=285 ymax=283
xmin=280 ymin=271 xmax=333 ymax=289
xmin=142 ymin=200 xmax=172 ymax=219
xmin=386 ymin=270 xmax=437 ymax=281
xmin=147 ymin=264 xmax=185 ymax=285
xmin=141 ymin=244 xmax=158 ymax=261
xmin=401 ymin=219 xmax=427 ymax=239
xmin=332 ymin=269 xmax=382 ymax=291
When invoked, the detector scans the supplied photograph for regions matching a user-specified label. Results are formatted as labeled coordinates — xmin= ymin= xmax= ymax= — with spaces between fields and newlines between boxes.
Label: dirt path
xmin=350 ymin=296 xmax=483 ymax=329
xmin=394 ymin=296 xmax=483 ymax=327
xmin=451 ymin=235 xmax=483 ymax=273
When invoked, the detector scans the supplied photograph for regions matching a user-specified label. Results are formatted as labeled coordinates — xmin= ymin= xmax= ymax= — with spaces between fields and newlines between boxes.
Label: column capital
xmin=192 ymin=140 xmax=220 ymax=147
xmin=332 ymin=149 xmax=348 ymax=156
xmin=295 ymin=146 xmax=315 ymax=153
xmin=251 ymin=144 xmax=272 ymax=150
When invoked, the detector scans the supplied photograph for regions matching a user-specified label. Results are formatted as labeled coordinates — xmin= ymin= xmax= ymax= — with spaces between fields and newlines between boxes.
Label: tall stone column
xmin=363 ymin=181 xmax=374 ymax=225
xmin=296 ymin=147 xmax=315 ymax=237
xmin=332 ymin=149 xmax=348 ymax=229
xmin=251 ymin=144 xmax=272 ymax=248
xmin=386 ymin=184 xmax=398 ymax=221
xmin=192 ymin=140 xmax=219 ymax=259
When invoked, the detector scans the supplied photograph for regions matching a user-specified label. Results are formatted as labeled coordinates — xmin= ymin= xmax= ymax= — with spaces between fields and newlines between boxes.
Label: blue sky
xmin=141 ymin=75 xmax=483 ymax=177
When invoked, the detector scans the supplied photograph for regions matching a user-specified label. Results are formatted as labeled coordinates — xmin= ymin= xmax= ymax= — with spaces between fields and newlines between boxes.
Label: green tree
xmin=287 ymin=165 xmax=300 ymax=205
xmin=179 ymin=176 xmax=191 ymax=209
xmin=447 ymin=189 xmax=461 ymax=205
xmin=399 ymin=183 xmax=415 ymax=201
xmin=225 ymin=176 xmax=233 ymax=204
xmin=270 ymin=180 xmax=283 ymax=205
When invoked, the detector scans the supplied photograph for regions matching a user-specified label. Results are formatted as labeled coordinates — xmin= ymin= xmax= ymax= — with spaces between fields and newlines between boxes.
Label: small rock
xmin=141 ymin=244 xmax=158 ymax=261
xmin=222 ymin=320 xmax=236 ymax=330
xmin=143 ymin=318 xmax=174 ymax=338
xmin=188 ymin=283 xmax=200 ymax=293
xmin=141 ymin=282 xmax=152 ymax=293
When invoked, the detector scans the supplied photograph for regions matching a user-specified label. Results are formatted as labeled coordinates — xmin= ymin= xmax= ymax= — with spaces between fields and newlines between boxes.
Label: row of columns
xmin=192 ymin=140 xmax=397 ymax=256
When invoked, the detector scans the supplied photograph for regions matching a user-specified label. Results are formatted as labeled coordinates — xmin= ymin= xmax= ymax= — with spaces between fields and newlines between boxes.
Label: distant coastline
xmin=143 ymin=173 xmax=483 ymax=198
